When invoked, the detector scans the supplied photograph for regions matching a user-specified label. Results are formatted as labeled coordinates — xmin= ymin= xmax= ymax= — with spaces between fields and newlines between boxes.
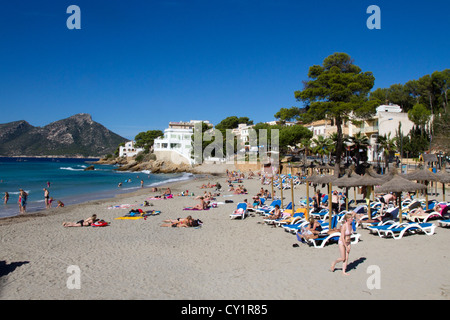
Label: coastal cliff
xmin=0 ymin=114 xmax=127 ymax=157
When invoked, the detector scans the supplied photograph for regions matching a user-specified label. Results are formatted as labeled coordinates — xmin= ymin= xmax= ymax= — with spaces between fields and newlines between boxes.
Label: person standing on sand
xmin=331 ymin=213 xmax=353 ymax=276
xmin=44 ymin=188 xmax=50 ymax=209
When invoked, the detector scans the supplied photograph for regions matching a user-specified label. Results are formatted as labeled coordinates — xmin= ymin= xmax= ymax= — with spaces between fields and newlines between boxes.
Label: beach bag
xmin=191 ymin=219 xmax=203 ymax=227
xmin=225 ymin=200 xmax=234 ymax=203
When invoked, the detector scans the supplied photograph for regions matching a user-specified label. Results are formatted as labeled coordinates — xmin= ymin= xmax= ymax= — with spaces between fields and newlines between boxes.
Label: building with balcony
xmin=153 ymin=120 xmax=211 ymax=165
xmin=119 ymin=141 xmax=144 ymax=158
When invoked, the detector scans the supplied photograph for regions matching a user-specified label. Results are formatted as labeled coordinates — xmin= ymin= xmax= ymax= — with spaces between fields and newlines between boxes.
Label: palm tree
xmin=350 ymin=132 xmax=370 ymax=164
xmin=330 ymin=132 xmax=350 ymax=162
xmin=300 ymin=138 xmax=312 ymax=163
xmin=376 ymin=133 xmax=396 ymax=169
xmin=312 ymin=135 xmax=334 ymax=164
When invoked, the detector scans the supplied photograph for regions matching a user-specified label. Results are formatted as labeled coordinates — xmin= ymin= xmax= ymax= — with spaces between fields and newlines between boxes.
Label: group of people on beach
xmin=2 ymin=182 xmax=65 ymax=215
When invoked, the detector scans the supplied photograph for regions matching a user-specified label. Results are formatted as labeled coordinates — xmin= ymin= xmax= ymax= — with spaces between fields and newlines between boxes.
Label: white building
xmin=348 ymin=104 xmax=415 ymax=162
xmin=153 ymin=120 xmax=211 ymax=165
xmin=119 ymin=141 xmax=144 ymax=158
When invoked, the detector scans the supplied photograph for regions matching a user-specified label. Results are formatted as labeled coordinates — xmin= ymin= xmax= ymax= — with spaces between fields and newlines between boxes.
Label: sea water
xmin=0 ymin=157 xmax=194 ymax=218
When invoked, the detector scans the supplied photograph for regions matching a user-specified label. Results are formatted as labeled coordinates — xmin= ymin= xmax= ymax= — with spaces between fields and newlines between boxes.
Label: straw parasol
xmin=404 ymin=167 xmax=439 ymax=206
xmin=334 ymin=169 xmax=360 ymax=212
xmin=315 ymin=167 xmax=340 ymax=229
xmin=354 ymin=171 xmax=385 ymax=221
xmin=375 ymin=171 xmax=427 ymax=223
xmin=435 ymin=170 xmax=450 ymax=202
xmin=304 ymin=172 xmax=322 ymax=220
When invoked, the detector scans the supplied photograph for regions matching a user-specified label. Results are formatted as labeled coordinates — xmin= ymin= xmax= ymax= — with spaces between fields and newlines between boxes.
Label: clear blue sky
xmin=1 ymin=0 xmax=449 ymax=139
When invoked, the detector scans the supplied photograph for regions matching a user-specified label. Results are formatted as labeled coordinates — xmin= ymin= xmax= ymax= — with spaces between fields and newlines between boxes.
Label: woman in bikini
xmin=331 ymin=213 xmax=353 ymax=276
xmin=63 ymin=214 xmax=97 ymax=227
xmin=160 ymin=216 xmax=193 ymax=227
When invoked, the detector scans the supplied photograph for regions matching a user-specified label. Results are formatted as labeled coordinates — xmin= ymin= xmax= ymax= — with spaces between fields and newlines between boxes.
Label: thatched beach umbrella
xmin=304 ymin=173 xmax=322 ymax=220
xmin=315 ymin=171 xmax=339 ymax=229
xmin=375 ymin=173 xmax=427 ymax=223
xmin=435 ymin=170 xmax=450 ymax=202
xmin=334 ymin=169 xmax=360 ymax=212
xmin=404 ymin=167 xmax=439 ymax=206
xmin=355 ymin=172 xmax=385 ymax=221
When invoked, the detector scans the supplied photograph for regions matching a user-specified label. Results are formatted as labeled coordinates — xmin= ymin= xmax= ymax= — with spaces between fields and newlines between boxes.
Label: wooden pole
xmin=290 ymin=177 xmax=295 ymax=213
xmin=271 ymin=176 xmax=274 ymax=200
xmin=328 ymin=182 xmax=333 ymax=229
xmin=306 ymin=182 xmax=310 ymax=221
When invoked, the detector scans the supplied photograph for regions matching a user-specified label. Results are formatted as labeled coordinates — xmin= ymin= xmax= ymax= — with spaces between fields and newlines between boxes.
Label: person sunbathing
xmin=161 ymin=216 xmax=194 ymax=227
xmin=63 ymin=214 xmax=97 ymax=227
xmin=190 ymin=197 xmax=210 ymax=210
xmin=297 ymin=217 xmax=323 ymax=241
xmin=407 ymin=205 xmax=442 ymax=221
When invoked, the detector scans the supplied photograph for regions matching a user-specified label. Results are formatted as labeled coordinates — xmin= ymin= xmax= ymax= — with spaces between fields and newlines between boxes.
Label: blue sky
xmin=0 ymin=0 xmax=449 ymax=139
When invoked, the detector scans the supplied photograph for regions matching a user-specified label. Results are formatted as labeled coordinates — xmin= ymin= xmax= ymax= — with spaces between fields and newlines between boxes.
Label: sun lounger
xmin=255 ymin=199 xmax=281 ymax=215
xmin=282 ymin=218 xmax=308 ymax=233
xmin=298 ymin=231 xmax=361 ymax=248
xmin=407 ymin=204 xmax=449 ymax=223
xmin=230 ymin=202 xmax=248 ymax=220
xmin=376 ymin=222 xmax=436 ymax=239
xmin=439 ymin=219 xmax=450 ymax=228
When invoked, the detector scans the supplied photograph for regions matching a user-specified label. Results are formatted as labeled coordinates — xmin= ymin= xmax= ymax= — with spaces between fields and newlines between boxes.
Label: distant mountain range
xmin=0 ymin=113 xmax=128 ymax=157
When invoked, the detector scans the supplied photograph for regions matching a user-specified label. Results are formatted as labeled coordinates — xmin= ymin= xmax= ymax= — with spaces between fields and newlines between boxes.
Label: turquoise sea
xmin=0 ymin=157 xmax=194 ymax=218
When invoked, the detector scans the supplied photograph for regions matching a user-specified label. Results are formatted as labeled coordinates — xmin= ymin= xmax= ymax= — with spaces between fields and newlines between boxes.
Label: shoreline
xmin=0 ymin=172 xmax=211 ymax=225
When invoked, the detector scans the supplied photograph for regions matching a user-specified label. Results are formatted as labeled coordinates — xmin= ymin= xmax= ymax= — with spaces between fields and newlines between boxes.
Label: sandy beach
xmin=1 ymin=169 xmax=449 ymax=301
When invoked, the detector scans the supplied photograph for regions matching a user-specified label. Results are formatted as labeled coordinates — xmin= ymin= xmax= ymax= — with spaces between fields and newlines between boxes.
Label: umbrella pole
xmin=345 ymin=188 xmax=349 ymax=212
xmin=329 ymin=182 xmax=333 ymax=229
xmin=291 ymin=178 xmax=294 ymax=213
xmin=306 ymin=182 xmax=310 ymax=220
xmin=271 ymin=176 xmax=274 ymax=200
xmin=367 ymin=186 xmax=372 ymax=221
xmin=398 ymin=192 xmax=403 ymax=223
xmin=280 ymin=179 xmax=284 ymax=209
xmin=443 ymin=183 xmax=446 ymax=202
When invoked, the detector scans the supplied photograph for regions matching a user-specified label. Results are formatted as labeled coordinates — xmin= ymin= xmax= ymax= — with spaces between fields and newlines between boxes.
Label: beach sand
xmin=1 ymin=171 xmax=449 ymax=300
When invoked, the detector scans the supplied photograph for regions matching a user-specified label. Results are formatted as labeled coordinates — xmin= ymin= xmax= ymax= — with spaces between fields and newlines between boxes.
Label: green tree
xmin=215 ymin=116 xmax=253 ymax=131
xmin=311 ymin=135 xmax=334 ymax=164
xmin=376 ymin=133 xmax=396 ymax=167
xmin=408 ymin=103 xmax=431 ymax=134
xmin=295 ymin=52 xmax=377 ymax=168
xmin=432 ymin=105 xmax=450 ymax=153
xmin=274 ymin=107 xmax=301 ymax=122
xmin=279 ymin=125 xmax=313 ymax=153
xmin=135 ymin=130 xmax=164 ymax=153
xmin=350 ymin=132 xmax=370 ymax=163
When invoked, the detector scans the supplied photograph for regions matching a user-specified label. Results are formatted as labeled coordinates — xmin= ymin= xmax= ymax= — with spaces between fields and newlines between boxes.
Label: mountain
xmin=0 ymin=114 xmax=128 ymax=157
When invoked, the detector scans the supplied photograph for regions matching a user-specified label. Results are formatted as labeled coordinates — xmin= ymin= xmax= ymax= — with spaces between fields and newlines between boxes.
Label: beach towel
xmin=142 ymin=210 xmax=161 ymax=216
xmin=115 ymin=216 xmax=143 ymax=220
xmin=108 ymin=204 xmax=136 ymax=209
xmin=92 ymin=220 xmax=109 ymax=227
